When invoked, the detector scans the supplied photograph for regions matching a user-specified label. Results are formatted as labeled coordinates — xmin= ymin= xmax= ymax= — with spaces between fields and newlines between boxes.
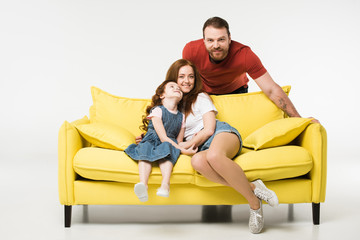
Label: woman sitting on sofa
xmin=138 ymin=59 xmax=278 ymax=234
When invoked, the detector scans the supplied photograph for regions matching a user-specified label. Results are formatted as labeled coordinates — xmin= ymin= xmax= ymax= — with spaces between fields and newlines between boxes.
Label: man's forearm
xmin=254 ymin=72 xmax=301 ymax=117
xmin=270 ymin=87 xmax=301 ymax=117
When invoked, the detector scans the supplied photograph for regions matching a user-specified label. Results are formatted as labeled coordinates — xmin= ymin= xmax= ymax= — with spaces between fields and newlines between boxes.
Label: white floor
xmin=1 ymin=152 xmax=359 ymax=240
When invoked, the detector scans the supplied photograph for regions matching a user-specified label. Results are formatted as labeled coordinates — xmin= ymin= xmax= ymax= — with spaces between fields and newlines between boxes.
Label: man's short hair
xmin=202 ymin=17 xmax=230 ymax=38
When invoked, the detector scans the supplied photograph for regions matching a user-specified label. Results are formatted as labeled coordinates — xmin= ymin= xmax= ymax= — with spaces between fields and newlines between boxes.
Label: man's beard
xmin=209 ymin=49 xmax=227 ymax=62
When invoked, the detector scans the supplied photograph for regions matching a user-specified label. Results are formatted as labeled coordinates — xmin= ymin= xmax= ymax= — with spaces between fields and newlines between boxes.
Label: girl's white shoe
xmin=134 ymin=183 xmax=148 ymax=202
xmin=156 ymin=188 xmax=170 ymax=197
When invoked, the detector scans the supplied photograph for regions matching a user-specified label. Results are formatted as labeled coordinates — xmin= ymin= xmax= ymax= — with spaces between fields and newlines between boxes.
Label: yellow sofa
xmin=58 ymin=86 xmax=327 ymax=227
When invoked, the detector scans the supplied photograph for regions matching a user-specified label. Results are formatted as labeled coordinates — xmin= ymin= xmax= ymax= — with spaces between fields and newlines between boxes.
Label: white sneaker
xmin=134 ymin=183 xmax=148 ymax=202
xmin=252 ymin=179 xmax=279 ymax=207
xmin=249 ymin=199 xmax=264 ymax=234
xmin=156 ymin=188 xmax=170 ymax=197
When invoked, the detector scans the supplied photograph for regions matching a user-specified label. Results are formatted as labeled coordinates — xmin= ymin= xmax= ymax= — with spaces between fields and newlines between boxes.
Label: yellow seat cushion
xmin=74 ymin=146 xmax=312 ymax=187
xmin=211 ymin=86 xmax=291 ymax=139
xmin=195 ymin=146 xmax=313 ymax=187
xmin=74 ymin=122 xmax=135 ymax=150
xmin=243 ymin=117 xmax=313 ymax=150
xmin=73 ymin=147 xmax=195 ymax=185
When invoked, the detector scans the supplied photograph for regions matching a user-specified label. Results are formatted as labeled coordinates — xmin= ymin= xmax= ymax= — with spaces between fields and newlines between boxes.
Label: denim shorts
xmin=198 ymin=120 xmax=243 ymax=157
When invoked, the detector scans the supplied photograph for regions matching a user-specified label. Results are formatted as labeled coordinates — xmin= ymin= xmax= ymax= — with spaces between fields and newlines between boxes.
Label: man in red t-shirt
xmin=183 ymin=17 xmax=318 ymax=224
xmin=183 ymin=16 xmax=317 ymax=121
xmin=183 ymin=34 xmax=266 ymax=95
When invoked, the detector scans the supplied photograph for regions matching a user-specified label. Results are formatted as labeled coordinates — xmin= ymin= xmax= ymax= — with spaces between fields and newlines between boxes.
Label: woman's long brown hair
xmin=141 ymin=59 xmax=204 ymax=132
xmin=165 ymin=59 xmax=204 ymax=118
xmin=140 ymin=79 xmax=178 ymax=132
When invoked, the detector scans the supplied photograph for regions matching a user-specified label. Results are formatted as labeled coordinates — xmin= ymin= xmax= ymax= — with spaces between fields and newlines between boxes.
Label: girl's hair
xmin=165 ymin=59 xmax=204 ymax=117
xmin=141 ymin=79 xmax=178 ymax=132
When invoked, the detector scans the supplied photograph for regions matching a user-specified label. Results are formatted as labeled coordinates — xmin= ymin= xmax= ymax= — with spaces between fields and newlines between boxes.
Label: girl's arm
xmin=152 ymin=116 xmax=177 ymax=146
xmin=152 ymin=116 xmax=197 ymax=155
xmin=176 ymin=127 xmax=185 ymax=144
xmin=181 ymin=111 xmax=217 ymax=149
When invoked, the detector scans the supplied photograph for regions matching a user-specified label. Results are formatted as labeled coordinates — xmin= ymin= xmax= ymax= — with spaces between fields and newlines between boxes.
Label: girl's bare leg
xmin=138 ymin=160 xmax=152 ymax=188
xmin=158 ymin=159 xmax=173 ymax=191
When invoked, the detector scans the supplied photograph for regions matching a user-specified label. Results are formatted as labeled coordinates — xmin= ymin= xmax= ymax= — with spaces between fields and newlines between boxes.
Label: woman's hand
xmin=178 ymin=141 xmax=190 ymax=149
xmin=180 ymin=144 xmax=198 ymax=155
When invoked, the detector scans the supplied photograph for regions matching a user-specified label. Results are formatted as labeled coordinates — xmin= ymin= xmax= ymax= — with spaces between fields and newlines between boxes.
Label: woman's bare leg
xmin=192 ymin=144 xmax=257 ymax=190
xmin=191 ymin=151 xmax=230 ymax=186
xmin=205 ymin=132 xmax=259 ymax=210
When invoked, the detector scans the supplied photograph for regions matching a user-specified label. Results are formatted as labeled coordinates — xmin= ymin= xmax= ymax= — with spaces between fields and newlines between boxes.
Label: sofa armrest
xmin=295 ymin=123 xmax=327 ymax=203
xmin=58 ymin=116 xmax=90 ymax=205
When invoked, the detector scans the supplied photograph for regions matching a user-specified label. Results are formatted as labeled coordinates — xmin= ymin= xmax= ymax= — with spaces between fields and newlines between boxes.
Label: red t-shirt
xmin=182 ymin=39 xmax=267 ymax=94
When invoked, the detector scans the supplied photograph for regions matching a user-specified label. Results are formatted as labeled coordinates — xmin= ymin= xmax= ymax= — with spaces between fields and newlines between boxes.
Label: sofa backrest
xmin=89 ymin=86 xmax=290 ymax=138
xmin=90 ymin=87 xmax=151 ymax=136
xmin=211 ymin=86 xmax=290 ymax=138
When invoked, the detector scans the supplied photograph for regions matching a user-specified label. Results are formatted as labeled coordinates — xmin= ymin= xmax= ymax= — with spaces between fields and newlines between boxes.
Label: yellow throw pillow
xmin=74 ymin=122 xmax=135 ymax=150
xmin=90 ymin=86 xmax=151 ymax=136
xmin=243 ymin=117 xmax=313 ymax=150
xmin=211 ymin=86 xmax=291 ymax=139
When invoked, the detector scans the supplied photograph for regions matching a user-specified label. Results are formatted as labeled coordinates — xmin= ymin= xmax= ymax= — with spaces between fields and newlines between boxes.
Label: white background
xmin=1 ymin=0 xmax=359 ymax=162
xmin=1 ymin=1 xmax=360 ymax=239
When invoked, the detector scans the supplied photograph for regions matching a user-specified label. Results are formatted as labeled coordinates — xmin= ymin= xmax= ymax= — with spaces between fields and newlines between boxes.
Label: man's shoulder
xmin=230 ymin=40 xmax=250 ymax=51
xmin=184 ymin=39 xmax=204 ymax=51
xmin=183 ymin=39 xmax=206 ymax=61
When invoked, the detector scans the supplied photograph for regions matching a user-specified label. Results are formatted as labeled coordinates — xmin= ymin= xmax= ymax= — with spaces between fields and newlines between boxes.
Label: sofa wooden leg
xmin=201 ymin=205 xmax=218 ymax=222
xmin=312 ymin=203 xmax=320 ymax=225
xmin=83 ymin=205 xmax=89 ymax=223
xmin=288 ymin=204 xmax=294 ymax=222
xmin=218 ymin=205 xmax=232 ymax=222
xmin=202 ymin=205 xmax=232 ymax=222
xmin=65 ymin=205 xmax=72 ymax=228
